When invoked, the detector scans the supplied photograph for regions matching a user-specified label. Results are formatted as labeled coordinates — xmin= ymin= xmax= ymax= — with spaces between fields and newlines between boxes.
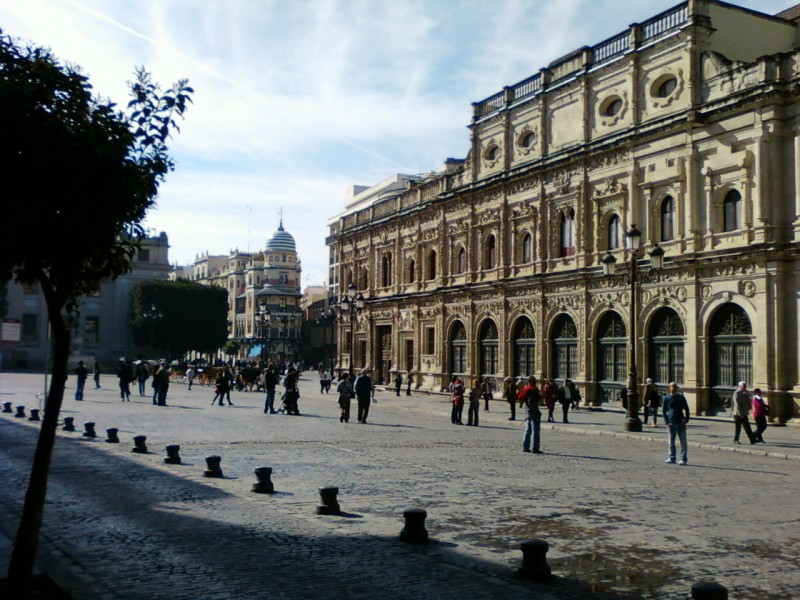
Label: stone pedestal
xmin=164 ymin=444 xmax=182 ymax=464
xmin=82 ymin=422 xmax=97 ymax=438
xmin=399 ymin=508 xmax=429 ymax=543
xmin=2 ymin=401 xmax=12 ymax=413
xmin=203 ymin=455 xmax=223 ymax=478
xmin=316 ymin=486 xmax=341 ymax=515
xmin=131 ymin=435 xmax=148 ymax=453
xmin=691 ymin=582 xmax=728 ymax=600
xmin=62 ymin=417 xmax=75 ymax=432
xmin=517 ymin=539 xmax=551 ymax=581
xmin=105 ymin=428 xmax=119 ymax=443
xmin=14 ymin=406 xmax=26 ymax=419
xmin=28 ymin=409 xmax=41 ymax=422
xmin=252 ymin=467 xmax=274 ymax=493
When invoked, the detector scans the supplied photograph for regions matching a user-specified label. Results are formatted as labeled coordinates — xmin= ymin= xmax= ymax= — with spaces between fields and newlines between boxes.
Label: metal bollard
xmin=692 ymin=582 xmax=728 ymax=600
xmin=3 ymin=401 xmax=14 ymax=413
xmin=131 ymin=435 xmax=148 ymax=454
xmin=164 ymin=444 xmax=182 ymax=465
xmin=28 ymin=409 xmax=41 ymax=422
xmin=203 ymin=455 xmax=223 ymax=478
xmin=105 ymin=428 xmax=119 ymax=443
xmin=399 ymin=508 xmax=429 ymax=543
xmin=252 ymin=467 xmax=274 ymax=494
xmin=62 ymin=417 xmax=76 ymax=432
xmin=517 ymin=539 xmax=552 ymax=581
xmin=82 ymin=422 xmax=97 ymax=438
xmin=316 ymin=486 xmax=341 ymax=515
xmin=14 ymin=406 xmax=26 ymax=419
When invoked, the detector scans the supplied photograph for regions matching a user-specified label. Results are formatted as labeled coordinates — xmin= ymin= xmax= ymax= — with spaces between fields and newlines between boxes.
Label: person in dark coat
xmin=557 ymin=379 xmax=580 ymax=423
xmin=353 ymin=369 xmax=373 ymax=423
xmin=74 ymin=361 xmax=88 ymax=400
xmin=662 ymin=382 xmax=690 ymax=465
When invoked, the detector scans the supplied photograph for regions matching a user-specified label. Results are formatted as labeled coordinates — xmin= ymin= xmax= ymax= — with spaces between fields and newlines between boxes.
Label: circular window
xmin=605 ymin=97 xmax=623 ymax=117
xmin=656 ymin=76 xmax=677 ymax=98
xmin=484 ymin=145 xmax=500 ymax=162
xmin=519 ymin=132 xmax=535 ymax=149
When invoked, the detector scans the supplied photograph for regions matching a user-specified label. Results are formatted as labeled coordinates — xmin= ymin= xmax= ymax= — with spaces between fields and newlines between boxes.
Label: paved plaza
xmin=1 ymin=372 xmax=798 ymax=599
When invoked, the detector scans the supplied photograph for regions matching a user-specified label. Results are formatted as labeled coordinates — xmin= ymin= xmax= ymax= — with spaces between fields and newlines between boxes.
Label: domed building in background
xmin=183 ymin=219 xmax=303 ymax=365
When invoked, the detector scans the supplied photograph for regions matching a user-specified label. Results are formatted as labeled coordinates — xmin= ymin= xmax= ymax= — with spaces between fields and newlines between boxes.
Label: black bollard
xmin=62 ymin=417 xmax=76 ymax=432
xmin=105 ymin=428 xmax=119 ymax=443
xmin=399 ymin=508 xmax=429 ymax=543
xmin=692 ymin=582 xmax=728 ymax=600
xmin=14 ymin=406 xmax=26 ymax=419
xmin=3 ymin=401 xmax=13 ymax=413
xmin=82 ymin=422 xmax=97 ymax=438
xmin=204 ymin=455 xmax=223 ymax=478
xmin=252 ymin=467 xmax=275 ymax=493
xmin=316 ymin=486 xmax=341 ymax=515
xmin=131 ymin=435 xmax=148 ymax=454
xmin=28 ymin=409 xmax=41 ymax=422
xmin=517 ymin=539 xmax=552 ymax=581
xmin=164 ymin=444 xmax=182 ymax=465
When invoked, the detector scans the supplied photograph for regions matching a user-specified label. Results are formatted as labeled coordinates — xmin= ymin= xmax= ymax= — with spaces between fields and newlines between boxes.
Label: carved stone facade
xmin=327 ymin=1 xmax=800 ymax=420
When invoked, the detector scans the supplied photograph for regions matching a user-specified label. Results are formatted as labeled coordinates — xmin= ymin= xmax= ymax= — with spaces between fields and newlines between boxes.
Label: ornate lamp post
xmin=315 ymin=307 xmax=336 ymax=368
xmin=257 ymin=302 xmax=271 ymax=364
xmin=601 ymin=225 xmax=664 ymax=432
xmin=142 ymin=303 xmax=163 ymax=355
xmin=338 ymin=283 xmax=366 ymax=377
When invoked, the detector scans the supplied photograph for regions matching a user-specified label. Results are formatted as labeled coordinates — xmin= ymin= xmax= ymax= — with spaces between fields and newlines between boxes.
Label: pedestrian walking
xmin=74 ymin=360 xmax=88 ymax=400
xmin=157 ymin=362 xmax=170 ymax=406
xmin=117 ymin=360 xmax=131 ymax=401
xmin=752 ymin=388 xmax=769 ymax=443
xmin=261 ymin=365 xmax=278 ymax=413
xmin=449 ymin=376 xmax=465 ymax=425
xmin=519 ymin=376 xmax=543 ymax=454
xmin=467 ymin=379 xmax=481 ymax=426
xmin=543 ymin=378 xmax=557 ymax=422
xmin=394 ymin=372 xmax=402 ymax=397
xmin=211 ymin=371 xmax=227 ymax=406
xmin=503 ymin=376 xmax=516 ymax=420
xmin=732 ymin=381 xmax=756 ymax=444
xmin=222 ymin=366 xmax=235 ymax=405
xmin=663 ymin=382 xmax=690 ymax=465
xmin=336 ymin=372 xmax=353 ymax=423
xmin=557 ymin=379 xmax=579 ymax=423
xmin=353 ymin=369 xmax=373 ymax=423
xmin=481 ymin=376 xmax=493 ymax=412
xmin=151 ymin=366 xmax=161 ymax=405
xmin=643 ymin=378 xmax=661 ymax=427
xmin=93 ymin=360 xmax=102 ymax=389
xmin=135 ymin=362 xmax=149 ymax=397
xmin=283 ymin=367 xmax=300 ymax=415
xmin=406 ymin=372 xmax=413 ymax=396
xmin=186 ymin=366 xmax=196 ymax=390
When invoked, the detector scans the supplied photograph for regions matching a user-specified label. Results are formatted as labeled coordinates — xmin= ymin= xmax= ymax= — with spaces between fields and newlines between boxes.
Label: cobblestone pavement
xmin=1 ymin=373 xmax=798 ymax=599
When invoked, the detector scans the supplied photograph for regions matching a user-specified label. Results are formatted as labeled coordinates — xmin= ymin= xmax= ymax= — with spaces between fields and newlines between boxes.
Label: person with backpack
xmin=353 ymin=369 xmax=373 ymax=424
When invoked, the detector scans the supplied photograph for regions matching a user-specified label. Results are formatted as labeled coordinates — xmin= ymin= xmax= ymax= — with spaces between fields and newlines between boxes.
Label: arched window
xmin=710 ymin=303 xmax=752 ymax=396
xmin=381 ymin=254 xmax=392 ymax=287
xmin=358 ymin=268 xmax=368 ymax=291
xmin=521 ymin=232 xmax=532 ymax=263
xmin=661 ymin=196 xmax=675 ymax=242
xmin=596 ymin=311 xmax=627 ymax=383
xmin=479 ymin=320 xmax=499 ymax=376
xmin=455 ymin=246 xmax=467 ymax=274
xmin=406 ymin=259 xmax=415 ymax=284
xmin=427 ymin=250 xmax=437 ymax=280
xmin=449 ymin=321 xmax=467 ymax=375
xmin=723 ymin=190 xmax=741 ymax=232
xmin=560 ymin=209 xmax=575 ymax=257
xmin=513 ymin=317 xmax=535 ymax=377
xmin=607 ymin=215 xmax=621 ymax=250
xmin=648 ymin=307 xmax=684 ymax=385
xmin=484 ymin=234 xmax=497 ymax=269
xmin=552 ymin=314 xmax=578 ymax=380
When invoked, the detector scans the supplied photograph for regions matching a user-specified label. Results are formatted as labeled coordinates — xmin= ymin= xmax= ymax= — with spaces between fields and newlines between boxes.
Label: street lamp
xmin=338 ymin=283 xmax=366 ymax=377
xmin=142 ymin=303 xmax=163 ymax=355
xmin=601 ymin=225 xmax=664 ymax=432
xmin=315 ymin=307 xmax=336 ymax=369
xmin=257 ymin=302 xmax=271 ymax=364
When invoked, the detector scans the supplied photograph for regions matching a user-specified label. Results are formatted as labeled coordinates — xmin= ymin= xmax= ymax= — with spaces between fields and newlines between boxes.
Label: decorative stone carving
xmin=740 ymin=280 xmax=756 ymax=298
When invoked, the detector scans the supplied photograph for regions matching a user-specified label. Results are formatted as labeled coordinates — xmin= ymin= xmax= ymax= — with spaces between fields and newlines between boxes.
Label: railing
xmin=593 ymin=31 xmax=630 ymax=64
xmin=420 ymin=179 xmax=441 ymax=201
xmin=641 ymin=4 xmax=689 ymax=42
xmin=510 ymin=73 xmax=542 ymax=104
xmin=474 ymin=91 xmax=505 ymax=118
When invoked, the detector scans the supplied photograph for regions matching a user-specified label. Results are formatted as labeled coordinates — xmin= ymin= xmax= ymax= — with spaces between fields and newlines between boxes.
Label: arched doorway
xmin=709 ymin=303 xmax=753 ymax=412
xmin=596 ymin=311 xmax=626 ymax=404
xmin=551 ymin=314 xmax=578 ymax=380
xmin=513 ymin=317 xmax=535 ymax=377
xmin=648 ymin=307 xmax=684 ymax=388
xmin=479 ymin=320 xmax=499 ymax=378
xmin=449 ymin=321 xmax=467 ymax=376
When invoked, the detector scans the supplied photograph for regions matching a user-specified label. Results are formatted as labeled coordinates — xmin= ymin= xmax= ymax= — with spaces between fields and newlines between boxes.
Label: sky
xmin=2 ymin=0 xmax=793 ymax=288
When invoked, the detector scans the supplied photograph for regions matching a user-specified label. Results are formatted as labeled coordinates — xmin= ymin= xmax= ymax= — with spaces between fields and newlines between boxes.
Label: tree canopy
xmin=131 ymin=279 xmax=229 ymax=358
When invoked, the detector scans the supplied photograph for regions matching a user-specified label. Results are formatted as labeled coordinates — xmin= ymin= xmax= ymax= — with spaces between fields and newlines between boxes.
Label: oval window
xmin=485 ymin=145 xmax=500 ymax=161
xmin=605 ymin=97 xmax=623 ymax=117
xmin=519 ymin=132 xmax=535 ymax=149
xmin=657 ymin=76 xmax=677 ymax=98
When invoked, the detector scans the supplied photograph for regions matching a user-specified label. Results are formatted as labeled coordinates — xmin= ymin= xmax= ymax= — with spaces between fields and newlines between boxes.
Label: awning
xmin=248 ymin=344 xmax=263 ymax=358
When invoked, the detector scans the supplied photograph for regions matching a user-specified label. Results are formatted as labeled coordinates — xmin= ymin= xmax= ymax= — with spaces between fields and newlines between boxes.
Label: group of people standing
xmin=731 ymin=381 xmax=769 ymax=444
xmin=336 ymin=369 xmax=374 ymax=423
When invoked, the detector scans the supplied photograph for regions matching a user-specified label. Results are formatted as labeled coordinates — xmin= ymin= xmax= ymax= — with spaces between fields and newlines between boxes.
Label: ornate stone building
xmin=327 ymin=0 xmax=800 ymax=420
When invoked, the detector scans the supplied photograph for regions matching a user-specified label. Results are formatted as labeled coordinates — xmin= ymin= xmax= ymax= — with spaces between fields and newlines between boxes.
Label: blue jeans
xmin=75 ymin=378 xmax=86 ymax=400
xmin=667 ymin=424 xmax=687 ymax=463
xmin=523 ymin=416 xmax=541 ymax=452
xmin=264 ymin=389 xmax=276 ymax=412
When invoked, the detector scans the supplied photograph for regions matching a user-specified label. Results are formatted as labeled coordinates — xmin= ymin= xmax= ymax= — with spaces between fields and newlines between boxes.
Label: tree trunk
xmin=6 ymin=303 xmax=70 ymax=590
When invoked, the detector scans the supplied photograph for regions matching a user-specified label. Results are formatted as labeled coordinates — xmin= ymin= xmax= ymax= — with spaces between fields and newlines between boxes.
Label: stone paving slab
xmin=1 ymin=372 xmax=799 ymax=599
